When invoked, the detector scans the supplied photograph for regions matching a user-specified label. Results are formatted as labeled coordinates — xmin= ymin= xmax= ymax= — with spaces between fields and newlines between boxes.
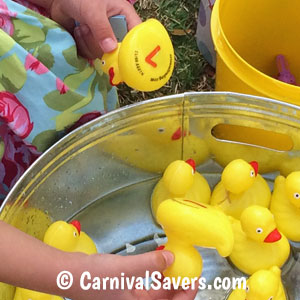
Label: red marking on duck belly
xmin=184 ymin=199 xmax=207 ymax=208
xmin=145 ymin=45 xmax=161 ymax=68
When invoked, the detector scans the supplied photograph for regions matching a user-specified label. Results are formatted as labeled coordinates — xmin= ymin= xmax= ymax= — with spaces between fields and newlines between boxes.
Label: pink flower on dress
xmin=0 ymin=0 xmax=17 ymax=35
xmin=56 ymin=77 xmax=69 ymax=95
xmin=0 ymin=92 xmax=33 ymax=139
xmin=0 ymin=122 xmax=40 ymax=201
xmin=25 ymin=53 xmax=49 ymax=75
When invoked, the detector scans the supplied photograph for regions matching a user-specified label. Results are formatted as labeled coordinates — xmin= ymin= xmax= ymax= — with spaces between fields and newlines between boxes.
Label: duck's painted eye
xmin=158 ymin=128 xmax=165 ymax=133
xmin=246 ymin=285 xmax=250 ymax=293
xmin=101 ymin=60 xmax=105 ymax=66
xmin=250 ymin=170 xmax=255 ymax=177
xmin=73 ymin=232 xmax=77 ymax=237
xmin=256 ymin=228 xmax=263 ymax=234
xmin=294 ymin=192 xmax=300 ymax=199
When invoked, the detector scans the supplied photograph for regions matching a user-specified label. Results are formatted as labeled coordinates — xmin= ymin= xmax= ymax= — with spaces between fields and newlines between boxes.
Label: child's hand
xmin=0 ymin=221 xmax=197 ymax=299
xmin=50 ymin=0 xmax=142 ymax=58
xmin=68 ymin=251 xmax=198 ymax=300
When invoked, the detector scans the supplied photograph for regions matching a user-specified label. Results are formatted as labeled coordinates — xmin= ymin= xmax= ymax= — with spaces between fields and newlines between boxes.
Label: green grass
xmin=118 ymin=0 xmax=215 ymax=106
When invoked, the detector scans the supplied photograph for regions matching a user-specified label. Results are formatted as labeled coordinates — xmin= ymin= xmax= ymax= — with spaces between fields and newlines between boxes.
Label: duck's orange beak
xmin=249 ymin=161 xmax=259 ymax=176
xmin=70 ymin=220 xmax=81 ymax=235
xmin=185 ymin=159 xmax=196 ymax=172
xmin=264 ymin=228 xmax=281 ymax=243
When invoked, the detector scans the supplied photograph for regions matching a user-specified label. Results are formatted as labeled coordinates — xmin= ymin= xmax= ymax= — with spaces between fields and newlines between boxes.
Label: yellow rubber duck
xmin=198 ymin=118 xmax=286 ymax=174
xmin=228 ymin=266 xmax=286 ymax=300
xmin=13 ymin=220 xmax=97 ymax=300
xmin=229 ymin=205 xmax=290 ymax=275
xmin=156 ymin=198 xmax=234 ymax=283
xmin=101 ymin=117 xmax=209 ymax=173
xmin=270 ymin=172 xmax=300 ymax=242
xmin=101 ymin=19 xmax=174 ymax=92
xmin=0 ymin=206 xmax=51 ymax=300
xmin=135 ymin=115 xmax=190 ymax=145
xmin=0 ymin=282 xmax=15 ymax=300
xmin=210 ymin=159 xmax=271 ymax=219
xmin=277 ymin=126 xmax=300 ymax=176
xmin=43 ymin=220 xmax=98 ymax=254
xmin=0 ymin=205 xmax=52 ymax=241
xmin=151 ymin=159 xmax=211 ymax=217
xmin=13 ymin=289 xmax=62 ymax=300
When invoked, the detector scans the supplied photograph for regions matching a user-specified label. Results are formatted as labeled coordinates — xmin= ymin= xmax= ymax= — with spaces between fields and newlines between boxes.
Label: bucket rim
xmin=1 ymin=91 xmax=300 ymax=215
xmin=210 ymin=0 xmax=300 ymax=105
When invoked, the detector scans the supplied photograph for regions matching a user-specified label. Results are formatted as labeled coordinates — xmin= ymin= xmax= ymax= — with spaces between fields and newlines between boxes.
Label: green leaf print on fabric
xmin=63 ymin=46 xmax=88 ymax=72
xmin=37 ymin=44 xmax=54 ymax=69
xmin=64 ymin=66 xmax=94 ymax=91
xmin=1 ymin=75 xmax=19 ymax=94
xmin=0 ymin=54 xmax=27 ymax=93
xmin=32 ymin=129 xmax=60 ymax=152
xmin=12 ymin=18 xmax=45 ymax=46
xmin=43 ymin=89 xmax=84 ymax=112
xmin=24 ymin=9 xmax=62 ymax=32
xmin=93 ymin=59 xmax=112 ymax=111
xmin=54 ymin=78 xmax=97 ymax=131
xmin=96 ymin=73 xmax=109 ymax=111
xmin=0 ymin=31 xmax=15 ymax=56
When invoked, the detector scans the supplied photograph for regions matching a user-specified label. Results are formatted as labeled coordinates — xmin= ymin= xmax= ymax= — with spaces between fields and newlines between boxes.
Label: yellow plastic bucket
xmin=211 ymin=0 xmax=300 ymax=105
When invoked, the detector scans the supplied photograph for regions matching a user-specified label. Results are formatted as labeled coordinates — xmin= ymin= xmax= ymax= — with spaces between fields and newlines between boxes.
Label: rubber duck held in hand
xmin=13 ymin=220 xmax=97 ymax=300
xmin=228 ymin=266 xmax=286 ymax=300
xmin=101 ymin=19 xmax=174 ymax=91
xmin=210 ymin=159 xmax=271 ymax=219
xmin=229 ymin=206 xmax=290 ymax=275
xmin=156 ymin=198 xmax=234 ymax=283
xmin=151 ymin=159 xmax=211 ymax=218
xmin=270 ymin=172 xmax=300 ymax=242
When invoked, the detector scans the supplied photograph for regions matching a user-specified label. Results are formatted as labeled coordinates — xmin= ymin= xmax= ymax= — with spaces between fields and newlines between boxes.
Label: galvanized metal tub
xmin=0 ymin=92 xmax=300 ymax=300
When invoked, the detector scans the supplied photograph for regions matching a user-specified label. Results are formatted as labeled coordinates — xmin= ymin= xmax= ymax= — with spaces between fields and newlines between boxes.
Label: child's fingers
xmin=114 ymin=250 xmax=174 ymax=278
xmin=83 ymin=10 xmax=118 ymax=53
xmin=147 ymin=287 xmax=177 ymax=299
xmin=74 ymin=25 xmax=103 ymax=59
xmin=74 ymin=26 xmax=97 ymax=59
xmin=117 ymin=0 xmax=142 ymax=30
xmin=81 ymin=1 xmax=141 ymax=53
xmin=131 ymin=289 xmax=153 ymax=300
xmin=50 ymin=1 xmax=75 ymax=33
xmin=147 ymin=279 xmax=199 ymax=299
xmin=172 ymin=287 xmax=199 ymax=300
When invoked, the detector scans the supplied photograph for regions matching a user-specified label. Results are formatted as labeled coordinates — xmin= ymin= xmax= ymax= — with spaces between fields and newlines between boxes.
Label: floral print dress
xmin=0 ymin=0 xmax=118 ymax=203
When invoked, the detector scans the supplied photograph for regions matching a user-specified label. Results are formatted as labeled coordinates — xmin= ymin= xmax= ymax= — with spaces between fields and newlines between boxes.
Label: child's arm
xmin=27 ymin=0 xmax=141 ymax=58
xmin=0 ymin=220 xmax=81 ymax=296
xmin=0 ymin=221 xmax=197 ymax=299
